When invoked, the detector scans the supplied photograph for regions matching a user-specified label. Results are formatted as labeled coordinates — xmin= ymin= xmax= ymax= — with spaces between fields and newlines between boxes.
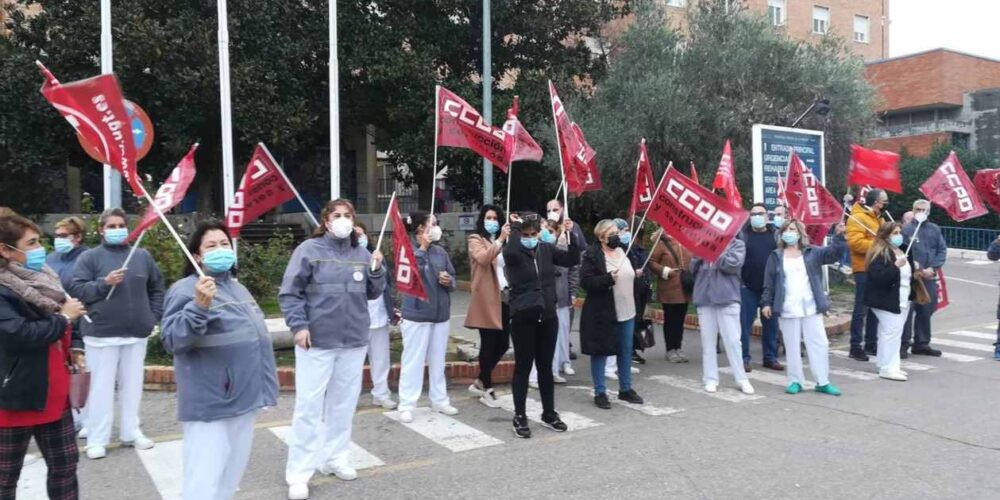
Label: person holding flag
xmin=69 ymin=208 xmax=165 ymax=460
xmin=649 ymin=232 xmax=693 ymax=362
xmin=355 ymin=222 xmax=399 ymax=410
xmin=863 ymin=223 xmax=917 ymax=382
xmin=845 ymin=189 xmax=887 ymax=361
xmin=280 ymin=199 xmax=385 ymax=500
xmin=900 ymin=200 xmax=946 ymax=358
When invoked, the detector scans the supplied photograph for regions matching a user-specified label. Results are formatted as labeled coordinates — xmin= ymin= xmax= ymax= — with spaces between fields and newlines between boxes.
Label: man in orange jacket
xmin=845 ymin=189 xmax=887 ymax=361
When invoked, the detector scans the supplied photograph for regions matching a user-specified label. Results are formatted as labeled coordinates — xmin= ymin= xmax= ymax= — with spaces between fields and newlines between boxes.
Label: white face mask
xmin=428 ymin=225 xmax=443 ymax=242
xmin=546 ymin=210 xmax=561 ymax=222
xmin=914 ymin=212 xmax=928 ymax=223
xmin=327 ymin=217 xmax=354 ymax=239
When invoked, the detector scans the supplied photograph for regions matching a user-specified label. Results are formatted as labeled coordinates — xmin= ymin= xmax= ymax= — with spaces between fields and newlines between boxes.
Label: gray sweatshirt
xmin=401 ymin=242 xmax=456 ymax=323
xmin=160 ymin=272 xmax=278 ymax=422
xmin=689 ymin=238 xmax=746 ymax=307
xmin=68 ymin=243 xmax=165 ymax=338
xmin=554 ymin=242 xmax=571 ymax=308
xmin=279 ymin=234 xmax=386 ymax=349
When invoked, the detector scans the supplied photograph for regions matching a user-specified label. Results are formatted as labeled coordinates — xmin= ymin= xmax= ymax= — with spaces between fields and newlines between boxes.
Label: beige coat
xmin=464 ymin=234 xmax=503 ymax=330
xmin=648 ymin=235 xmax=692 ymax=304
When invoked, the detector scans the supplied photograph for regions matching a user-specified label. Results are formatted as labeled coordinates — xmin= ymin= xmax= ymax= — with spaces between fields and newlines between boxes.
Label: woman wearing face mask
xmin=69 ymin=208 xmax=165 ymax=460
xmin=355 ymin=223 xmax=399 ymax=410
xmin=46 ymin=217 xmax=88 ymax=290
xmin=613 ymin=218 xmax=652 ymax=367
xmin=504 ymin=212 xmax=579 ymax=438
xmin=397 ymin=211 xmax=458 ymax=424
xmin=161 ymin=221 xmax=278 ymax=500
xmin=580 ymin=220 xmax=645 ymax=409
xmin=761 ymin=220 xmax=846 ymax=396
xmin=863 ymin=222 xmax=915 ymax=382
xmin=0 ymin=212 xmax=87 ymax=499
xmin=529 ymin=219 xmax=574 ymax=388
xmin=649 ymin=232 xmax=693 ymax=362
xmin=280 ymin=199 xmax=385 ymax=500
xmin=465 ymin=205 xmax=511 ymax=407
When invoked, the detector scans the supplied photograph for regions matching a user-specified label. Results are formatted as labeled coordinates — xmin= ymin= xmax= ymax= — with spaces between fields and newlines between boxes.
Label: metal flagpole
xmin=481 ymin=0 xmax=493 ymax=205
xmin=430 ymin=86 xmax=441 ymax=216
xmin=628 ymin=139 xmax=645 ymax=236
xmin=372 ymin=191 xmax=397 ymax=271
xmin=639 ymin=228 xmax=663 ymax=270
xmin=904 ymin=218 xmax=923 ymax=256
xmin=100 ymin=0 xmax=121 ymax=209
xmin=330 ymin=0 xmax=340 ymax=199
xmin=218 ymin=0 xmax=235 ymax=237
xmin=505 ymin=165 xmax=513 ymax=219
xmin=626 ymin=162 xmax=672 ymax=255
xmin=259 ymin=143 xmax=321 ymax=227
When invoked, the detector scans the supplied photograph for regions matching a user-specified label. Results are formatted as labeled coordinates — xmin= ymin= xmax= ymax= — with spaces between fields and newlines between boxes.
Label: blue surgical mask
xmin=202 ymin=248 xmax=236 ymax=273
xmin=750 ymin=215 xmax=767 ymax=229
xmin=6 ymin=244 xmax=47 ymax=272
xmin=540 ymin=228 xmax=557 ymax=244
xmin=521 ymin=237 xmax=539 ymax=250
xmin=890 ymin=234 xmax=904 ymax=248
xmin=782 ymin=231 xmax=800 ymax=246
xmin=54 ymin=237 xmax=74 ymax=254
xmin=104 ymin=227 xmax=128 ymax=245
xmin=358 ymin=237 xmax=369 ymax=249
xmin=772 ymin=216 xmax=785 ymax=228
xmin=619 ymin=231 xmax=632 ymax=246
xmin=484 ymin=220 xmax=500 ymax=235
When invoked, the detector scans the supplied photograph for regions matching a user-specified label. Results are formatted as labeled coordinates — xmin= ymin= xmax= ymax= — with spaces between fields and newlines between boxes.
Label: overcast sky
xmin=890 ymin=0 xmax=1000 ymax=60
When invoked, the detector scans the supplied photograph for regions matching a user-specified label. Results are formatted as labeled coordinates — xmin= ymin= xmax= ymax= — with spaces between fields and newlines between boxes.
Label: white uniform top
xmin=898 ymin=256 xmax=912 ymax=311
xmin=495 ymin=242 xmax=509 ymax=291
xmin=84 ymin=336 xmax=144 ymax=347
xmin=781 ymin=255 xmax=816 ymax=318
xmin=367 ymin=295 xmax=389 ymax=330
xmin=605 ymin=248 xmax=636 ymax=322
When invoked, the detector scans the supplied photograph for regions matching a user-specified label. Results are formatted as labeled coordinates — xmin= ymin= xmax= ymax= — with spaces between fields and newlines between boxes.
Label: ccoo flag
xmin=919 ymin=151 xmax=987 ymax=222
xmin=226 ymin=144 xmax=297 ymax=238
xmin=711 ymin=139 xmax=742 ymax=208
xmin=128 ymin=144 xmax=199 ymax=241
xmin=548 ymin=81 xmax=601 ymax=195
xmin=629 ymin=139 xmax=657 ymax=220
xmin=390 ymin=198 xmax=429 ymax=301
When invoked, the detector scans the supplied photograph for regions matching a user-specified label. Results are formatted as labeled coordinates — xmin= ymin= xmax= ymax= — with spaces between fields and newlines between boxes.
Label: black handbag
xmin=633 ymin=319 xmax=655 ymax=350
xmin=664 ymin=240 xmax=695 ymax=296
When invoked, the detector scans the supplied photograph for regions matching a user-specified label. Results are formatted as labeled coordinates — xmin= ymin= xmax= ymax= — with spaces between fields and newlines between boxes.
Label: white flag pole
xmin=373 ymin=191 xmax=397 ymax=271
xmin=626 ymin=162 xmax=672 ymax=255
xmin=904 ymin=218 xmax=923 ymax=257
xmin=505 ymin=165 xmax=513 ymax=219
xmin=218 ymin=0 xmax=236 ymax=243
xmin=105 ymin=230 xmax=146 ymax=300
xmin=548 ymin=80 xmax=570 ymax=221
xmin=138 ymin=187 xmax=205 ymax=278
xmin=430 ymin=86 xmax=441 ymax=216
xmin=259 ymin=143 xmax=320 ymax=227
xmin=629 ymin=139 xmax=645 ymax=236
xmin=640 ymin=228 xmax=664 ymax=270
xmin=65 ymin=293 xmax=92 ymax=324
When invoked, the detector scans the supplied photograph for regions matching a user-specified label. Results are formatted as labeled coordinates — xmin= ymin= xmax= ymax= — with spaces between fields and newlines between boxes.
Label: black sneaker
xmin=632 ymin=352 xmax=646 ymax=365
xmin=541 ymin=412 xmax=568 ymax=432
xmin=594 ymin=393 xmax=612 ymax=409
xmin=569 ymin=351 xmax=578 ymax=361
xmin=617 ymin=389 xmax=644 ymax=405
xmin=911 ymin=346 xmax=942 ymax=357
xmin=849 ymin=347 xmax=869 ymax=361
xmin=864 ymin=346 xmax=877 ymax=356
xmin=900 ymin=348 xmax=909 ymax=359
xmin=512 ymin=415 xmax=531 ymax=439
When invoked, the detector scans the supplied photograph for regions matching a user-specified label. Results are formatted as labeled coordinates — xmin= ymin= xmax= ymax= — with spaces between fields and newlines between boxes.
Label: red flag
xmin=436 ymin=86 xmax=509 ymax=170
xmin=38 ymin=63 xmax=144 ymax=197
xmin=226 ymin=144 xmax=297 ymax=238
xmin=973 ymin=168 xmax=1000 ymax=214
xmin=805 ymin=225 xmax=830 ymax=245
xmin=919 ymin=151 xmax=987 ymax=222
xmin=711 ymin=140 xmax=742 ymax=208
xmin=389 ymin=198 xmax=429 ymax=301
xmin=128 ymin=145 xmax=198 ymax=241
xmin=548 ymin=81 xmax=601 ymax=195
xmin=689 ymin=161 xmax=699 ymax=185
xmin=628 ymin=139 xmax=656 ymax=220
xmin=935 ymin=269 xmax=949 ymax=311
xmin=646 ymin=167 xmax=749 ymax=262
xmin=501 ymin=96 xmax=543 ymax=168
xmin=848 ymin=144 xmax=902 ymax=193
xmin=783 ymin=152 xmax=843 ymax=226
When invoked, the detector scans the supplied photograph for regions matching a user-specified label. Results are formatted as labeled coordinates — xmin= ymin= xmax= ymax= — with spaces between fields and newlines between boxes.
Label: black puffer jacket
xmin=502 ymin=222 xmax=580 ymax=321
xmin=863 ymin=252 xmax=916 ymax=314
xmin=579 ymin=243 xmax=632 ymax=356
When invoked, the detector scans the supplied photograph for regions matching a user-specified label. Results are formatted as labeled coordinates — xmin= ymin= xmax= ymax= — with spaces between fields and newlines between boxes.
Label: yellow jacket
xmin=845 ymin=203 xmax=882 ymax=272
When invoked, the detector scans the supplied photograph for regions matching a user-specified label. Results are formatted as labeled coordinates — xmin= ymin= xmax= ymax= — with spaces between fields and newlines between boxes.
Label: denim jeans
xmin=850 ymin=272 xmax=879 ymax=350
xmin=590 ymin=318 xmax=634 ymax=395
xmin=739 ymin=287 xmax=778 ymax=364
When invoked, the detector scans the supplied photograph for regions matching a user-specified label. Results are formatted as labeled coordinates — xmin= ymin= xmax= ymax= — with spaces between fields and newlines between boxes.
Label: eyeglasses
xmin=54 ymin=233 xmax=72 ymax=238
xmin=521 ymin=213 xmax=540 ymax=221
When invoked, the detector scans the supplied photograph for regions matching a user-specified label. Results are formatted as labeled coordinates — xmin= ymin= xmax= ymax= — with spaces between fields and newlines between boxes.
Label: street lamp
xmin=790 ymin=98 xmax=831 ymax=128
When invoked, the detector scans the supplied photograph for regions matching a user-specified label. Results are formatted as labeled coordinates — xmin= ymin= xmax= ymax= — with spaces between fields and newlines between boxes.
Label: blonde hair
xmin=594 ymin=219 xmax=617 ymax=241
xmin=55 ymin=216 xmax=86 ymax=237
xmin=865 ymin=221 xmax=901 ymax=267
xmin=777 ymin=219 xmax=809 ymax=249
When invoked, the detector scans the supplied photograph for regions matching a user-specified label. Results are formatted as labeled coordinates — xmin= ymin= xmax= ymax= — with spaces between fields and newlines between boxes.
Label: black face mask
xmin=606 ymin=235 xmax=620 ymax=248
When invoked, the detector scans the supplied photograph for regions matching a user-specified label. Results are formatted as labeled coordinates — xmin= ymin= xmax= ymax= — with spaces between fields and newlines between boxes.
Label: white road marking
xmin=963 ymin=260 xmax=994 ymax=266
xmin=493 ymin=394 xmax=603 ymax=431
xmin=647 ymin=375 xmax=765 ymax=402
xmin=564 ymin=386 xmax=682 ymax=416
xmin=136 ymin=439 xmax=185 ymax=500
xmin=830 ymin=349 xmax=935 ymax=370
xmin=943 ymin=330 xmax=996 ymax=341
xmin=721 ymin=367 xmax=815 ymax=390
xmin=937 ymin=351 xmax=984 ymax=362
xmin=269 ymin=426 xmax=384 ymax=470
xmin=383 ymin=408 xmax=503 ymax=452
xmin=824 ymin=366 xmax=880 ymax=381
xmin=932 ymin=338 xmax=995 ymax=353
xmin=945 ymin=276 xmax=997 ymax=288
xmin=16 ymin=453 xmax=47 ymax=500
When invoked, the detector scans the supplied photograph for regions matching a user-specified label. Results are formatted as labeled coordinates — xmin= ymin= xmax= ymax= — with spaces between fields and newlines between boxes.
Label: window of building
xmin=665 ymin=0 xmax=687 ymax=7
xmin=813 ymin=6 xmax=830 ymax=35
xmin=853 ymin=15 xmax=869 ymax=43
xmin=768 ymin=0 xmax=786 ymax=26
xmin=911 ymin=110 xmax=936 ymax=124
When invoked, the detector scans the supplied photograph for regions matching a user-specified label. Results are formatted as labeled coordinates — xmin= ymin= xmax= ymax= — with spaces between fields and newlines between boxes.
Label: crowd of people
xmin=0 ymin=188 xmax=985 ymax=499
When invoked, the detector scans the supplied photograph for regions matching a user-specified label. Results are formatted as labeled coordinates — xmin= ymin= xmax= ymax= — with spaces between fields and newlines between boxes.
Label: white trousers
xmin=779 ymin=315 xmax=830 ymax=386
xmin=84 ymin=339 xmax=148 ymax=447
xmin=182 ymin=410 xmax=257 ymax=500
xmin=697 ymin=305 xmax=747 ymax=384
xmin=367 ymin=326 xmax=392 ymax=401
xmin=285 ymin=345 xmax=367 ymax=485
xmin=398 ymin=320 xmax=450 ymax=411
xmin=873 ymin=307 xmax=908 ymax=373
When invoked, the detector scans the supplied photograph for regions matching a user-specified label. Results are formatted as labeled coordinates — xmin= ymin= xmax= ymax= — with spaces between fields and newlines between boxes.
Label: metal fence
xmin=940 ymin=226 xmax=998 ymax=250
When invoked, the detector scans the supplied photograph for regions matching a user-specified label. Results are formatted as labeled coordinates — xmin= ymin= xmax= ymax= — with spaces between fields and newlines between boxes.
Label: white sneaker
xmin=78 ymin=427 xmax=88 ymax=440
xmin=122 ymin=435 xmax=155 ymax=450
xmin=704 ymin=382 xmax=718 ymax=393
xmin=373 ymin=397 xmax=398 ymax=410
xmin=319 ymin=461 xmax=358 ymax=481
xmin=399 ymin=410 xmax=414 ymax=423
xmin=479 ymin=388 xmax=501 ymax=408
xmin=739 ymin=381 xmax=756 ymax=395
xmin=630 ymin=366 xmax=640 ymax=374
xmin=606 ymin=372 xmax=619 ymax=381
xmin=529 ymin=380 xmax=539 ymax=389
xmin=86 ymin=446 xmax=107 ymax=460
xmin=553 ymin=374 xmax=567 ymax=384
xmin=468 ymin=379 xmax=485 ymax=396
xmin=287 ymin=483 xmax=309 ymax=500
xmin=432 ymin=403 xmax=459 ymax=416
xmin=879 ymin=371 xmax=907 ymax=381
xmin=562 ymin=363 xmax=575 ymax=376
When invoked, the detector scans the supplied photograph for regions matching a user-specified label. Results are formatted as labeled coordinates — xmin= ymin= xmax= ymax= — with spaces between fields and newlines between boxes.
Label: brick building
xmin=865 ymin=48 xmax=1000 ymax=157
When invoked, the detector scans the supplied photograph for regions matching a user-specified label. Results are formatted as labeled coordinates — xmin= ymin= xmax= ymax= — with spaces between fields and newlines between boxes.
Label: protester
xmin=530 ymin=218 xmax=574 ymax=387
xmin=691 ymin=238 xmax=754 ymax=394
xmin=0 ymin=212 xmax=87 ymax=499
xmin=397 ymin=211 xmax=458 ymax=423
xmin=900 ymin=200 xmax=946 ymax=358
xmin=738 ymin=203 xmax=782 ymax=372
xmin=761 ymin=219 xmax=846 ymax=396
xmin=504 ymin=212 xmax=578 ymax=437
xmin=845 ymin=189 xmax=887 ymax=361
xmin=546 ymin=198 xmax=585 ymax=360
xmin=69 ymin=208 xmax=164 ymax=460
xmin=613 ymin=218 xmax=652 ymax=366
xmin=987 ymin=236 xmax=1000 ymax=361
xmin=280 ymin=199 xmax=385 ymax=499
xmin=160 ymin=221 xmax=278 ymax=500
xmin=901 ymin=211 xmax=914 ymax=225
xmin=580 ymin=219 xmax=645 ymax=409
xmin=772 ymin=205 xmax=787 ymax=230
xmin=46 ymin=217 xmax=88 ymax=289
xmin=864 ymin=222 xmax=914 ymax=381
xmin=465 ymin=205 xmax=511 ymax=407
xmin=356 ymin=223 xmax=399 ymax=409
xmin=649 ymin=232 xmax=692 ymax=362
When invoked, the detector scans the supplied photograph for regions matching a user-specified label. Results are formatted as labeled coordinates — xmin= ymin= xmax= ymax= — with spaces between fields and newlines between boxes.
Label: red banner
xmin=848 ymin=144 xmax=902 ymax=193
xmin=389 ymin=198 xmax=428 ymax=301
xmin=549 ymin=81 xmax=601 ymax=195
xmin=689 ymin=161 xmax=699 ymax=185
xmin=501 ymin=96 xmax=543 ymax=168
xmin=128 ymin=145 xmax=198 ymax=241
xmin=973 ymin=168 xmax=1000 ymax=214
xmin=646 ymin=167 xmax=749 ymax=262
xmin=783 ymin=152 xmax=843 ymax=226
xmin=38 ymin=64 xmax=144 ymax=197
xmin=226 ymin=144 xmax=296 ymax=238
xmin=629 ymin=139 xmax=656 ymax=220
xmin=436 ymin=86 xmax=509 ymax=170
xmin=935 ymin=268 xmax=949 ymax=311
xmin=711 ymin=139 xmax=742 ymax=208
xmin=919 ymin=151 xmax=987 ymax=222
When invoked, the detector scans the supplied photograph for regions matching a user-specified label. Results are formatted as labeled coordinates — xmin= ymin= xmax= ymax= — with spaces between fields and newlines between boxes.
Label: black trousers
xmin=902 ymin=279 xmax=938 ymax=349
xmin=662 ymin=303 xmax=688 ymax=350
xmin=510 ymin=311 xmax=559 ymax=417
xmin=477 ymin=302 xmax=510 ymax=388
xmin=0 ymin=410 xmax=79 ymax=500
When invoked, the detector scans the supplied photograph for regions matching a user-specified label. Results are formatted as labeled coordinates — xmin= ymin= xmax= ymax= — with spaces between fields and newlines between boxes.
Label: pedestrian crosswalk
xmin=384 ymin=407 xmax=504 ymax=452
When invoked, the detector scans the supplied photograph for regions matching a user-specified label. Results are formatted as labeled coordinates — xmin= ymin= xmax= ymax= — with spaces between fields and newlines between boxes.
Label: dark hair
xmin=0 ymin=212 xmax=40 ymax=267
xmin=99 ymin=207 xmax=128 ymax=228
xmin=475 ymin=204 xmax=504 ymax=238
xmin=750 ymin=202 xmax=767 ymax=211
xmin=864 ymin=189 xmax=885 ymax=207
xmin=405 ymin=210 xmax=433 ymax=233
xmin=310 ymin=198 xmax=358 ymax=247
xmin=518 ymin=211 xmax=541 ymax=232
xmin=183 ymin=220 xmax=237 ymax=277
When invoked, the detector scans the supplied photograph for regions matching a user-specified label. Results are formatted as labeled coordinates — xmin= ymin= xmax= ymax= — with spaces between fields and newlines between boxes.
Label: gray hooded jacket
xmin=689 ymin=238 xmax=746 ymax=307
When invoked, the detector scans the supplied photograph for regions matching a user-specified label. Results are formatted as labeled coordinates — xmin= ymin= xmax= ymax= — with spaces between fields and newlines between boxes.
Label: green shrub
xmin=236 ymin=231 xmax=295 ymax=301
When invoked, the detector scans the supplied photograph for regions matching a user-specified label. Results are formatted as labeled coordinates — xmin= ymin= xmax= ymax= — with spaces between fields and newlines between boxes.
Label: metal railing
xmin=940 ymin=226 xmax=998 ymax=250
